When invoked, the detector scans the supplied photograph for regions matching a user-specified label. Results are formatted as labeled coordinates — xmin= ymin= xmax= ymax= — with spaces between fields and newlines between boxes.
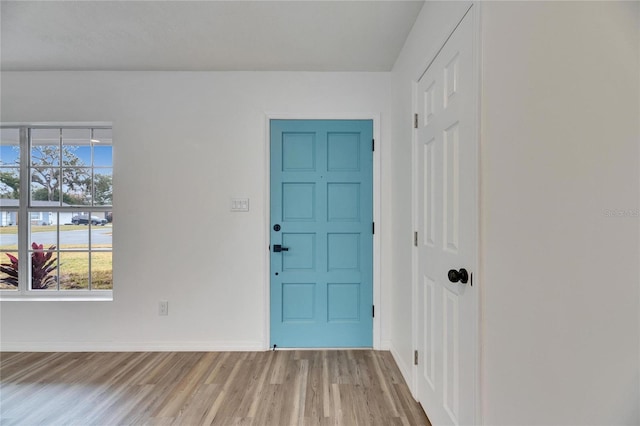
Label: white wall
xmin=0 ymin=71 xmax=393 ymax=350
xmin=480 ymin=2 xmax=640 ymax=424
xmin=391 ymin=1 xmax=640 ymax=424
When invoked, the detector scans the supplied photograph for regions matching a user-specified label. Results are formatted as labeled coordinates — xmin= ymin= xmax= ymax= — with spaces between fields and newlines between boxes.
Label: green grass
xmin=59 ymin=249 xmax=112 ymax=290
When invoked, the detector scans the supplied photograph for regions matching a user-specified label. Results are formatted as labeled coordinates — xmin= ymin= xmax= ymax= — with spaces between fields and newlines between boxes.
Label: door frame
xmin=410 ymin=2 xmax=482 ymax=423
xmin=263 ymin=113 xmax=382 ymax=350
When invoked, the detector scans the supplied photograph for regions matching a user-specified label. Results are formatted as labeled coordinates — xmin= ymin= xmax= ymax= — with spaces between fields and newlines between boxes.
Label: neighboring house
xmin=0 ymin=208 xmax=16 ymax=226
xmin=0 ymin=199 xmax=74 ymax=225
xmin=0 ymin=199 xmax=19 ymax=226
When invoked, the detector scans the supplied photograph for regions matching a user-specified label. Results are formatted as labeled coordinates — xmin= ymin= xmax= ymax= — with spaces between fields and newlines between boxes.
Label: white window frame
xmin=0 ymin=124 xmax=113 ymax=301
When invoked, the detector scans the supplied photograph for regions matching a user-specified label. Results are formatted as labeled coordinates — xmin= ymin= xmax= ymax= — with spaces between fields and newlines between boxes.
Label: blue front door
xmin=270 ymin=119 xmax=373 ymax=348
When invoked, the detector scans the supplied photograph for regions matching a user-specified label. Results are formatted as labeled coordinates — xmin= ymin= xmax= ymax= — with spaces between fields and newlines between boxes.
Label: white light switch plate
xmin=231 ymin=198 xmax=249 ymax=212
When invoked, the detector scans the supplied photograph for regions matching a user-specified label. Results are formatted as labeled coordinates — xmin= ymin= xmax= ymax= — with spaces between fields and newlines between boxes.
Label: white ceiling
xmin=1 ymin=0 xmax=424 ymax=72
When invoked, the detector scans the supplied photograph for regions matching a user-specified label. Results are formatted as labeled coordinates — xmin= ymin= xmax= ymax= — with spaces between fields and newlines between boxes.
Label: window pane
xmin=31 ymin=167 xmax=60 ymax=205
xmin=0 ymin=169 xmax=18 ymax=290
xmin=31 ymin=129 xmax=60 ymax=166
xmin=30 ymin=245 xmax=58 ymax=290
xmin=30 ymin=212 xmax=52 ymax=227
xmin=28 ymin=220 xmax=59 ymax=290
xmin=0 ymin=251 xmax=18 ymax=290
xmin=92 ymin=251 xmax=112 ymax=290
xmin=62 ymin=167 xmax=91 ymax=205
xmin=1 ymin=128 xmax=20 ymax=165
xmin=62 ymin=128 xmax=92 ymax=166
xmin=92 ymin=128 xmax=112 ymax=146
xmin=92 ymin=214 xmax=112 ymax=249
xmin=59 ymin=251 xmax=88 ymax=290
xmin=1 ymin=129 xmax=21 ymax=203
xmin=30 ymin=219 xmax=57 ymax=248
xmin=0 ymin=168 xmax=20 ymax=201
xmin=93 ymin=144 xmax=112 ymax=167
xmin=60 ymin=219 xmax=89 ymax=248
xmin=93 ymin=169 xmax=112 ymax=206
xmin=0 ymin=211 xmax=18 ymax=240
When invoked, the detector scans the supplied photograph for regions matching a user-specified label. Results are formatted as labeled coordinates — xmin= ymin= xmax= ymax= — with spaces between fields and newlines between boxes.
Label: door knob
xmin=448 ymin=268 xmax=469 ymax=284
xmin=273 ymin=245 xmax=289 ymax=253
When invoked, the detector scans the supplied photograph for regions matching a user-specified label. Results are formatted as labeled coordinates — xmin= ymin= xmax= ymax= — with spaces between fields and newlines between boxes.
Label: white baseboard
xmin=380 ymin=339 xmax=392 ymax=351
xmin=0 ymin=341 xmax=264 ymax=352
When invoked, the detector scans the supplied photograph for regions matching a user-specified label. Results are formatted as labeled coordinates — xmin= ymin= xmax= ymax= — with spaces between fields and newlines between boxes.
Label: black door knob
xmin=273 ymin=244 xmax=289 ymax=253
xmin=448 ymin=268 xmax=469 ymax=284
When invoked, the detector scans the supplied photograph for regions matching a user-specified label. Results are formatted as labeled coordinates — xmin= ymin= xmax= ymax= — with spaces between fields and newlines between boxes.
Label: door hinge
xmin=372 ymin=222 xmax=375 ymax=234
xmin=414 ymin=113 xmax=418 ymax=129
xmin=414 ymin=231 xmax=418 ymax=247
xmin=372 ymin=305 xmax=375 ymax=318
xmin=372 ymin=139 xmax=375 ymax=151
xmin=414 ymin=350 xmax=418 ymax=365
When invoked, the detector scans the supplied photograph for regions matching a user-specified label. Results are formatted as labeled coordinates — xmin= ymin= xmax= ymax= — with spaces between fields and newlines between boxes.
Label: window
xmin=0 ymin=126 xmax=113 ymax=298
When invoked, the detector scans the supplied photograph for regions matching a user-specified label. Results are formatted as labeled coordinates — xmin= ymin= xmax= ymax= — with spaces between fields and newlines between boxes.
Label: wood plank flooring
xmin=0 ymin=350 xmax=429 ymax=425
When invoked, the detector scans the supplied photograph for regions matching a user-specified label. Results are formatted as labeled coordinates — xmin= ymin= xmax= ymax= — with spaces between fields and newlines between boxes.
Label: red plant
xmin=0 ymin=252 xmax=18 ymax=287
xmin=0 ymin=243 xmax=58 ymax=289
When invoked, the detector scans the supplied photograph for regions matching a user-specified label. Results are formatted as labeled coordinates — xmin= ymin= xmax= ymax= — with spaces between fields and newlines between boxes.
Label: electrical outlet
xmin=159 ymin=301 xmax=169 ymax=316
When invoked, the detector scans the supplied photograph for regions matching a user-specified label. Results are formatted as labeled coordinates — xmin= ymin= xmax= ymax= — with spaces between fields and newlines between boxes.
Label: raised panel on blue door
xmin=327 ymin=233 xmax=360 ymax=271
xmin=282 ymin=283 xmax=316 ymax=321
xmin=282 ymin=133 xmax=316 ymax=171
xmin=282 ymin=233 xmax=316 ymax=271
xmin=327 ymin=133 xmax=360 ymax=171
xmin=327 ymin=183 xmax=360 ymax=221
xmin=282 ymin=183 xmax=315 ymax=221
xmin=327 ymin=283 xmax=360 ymax=322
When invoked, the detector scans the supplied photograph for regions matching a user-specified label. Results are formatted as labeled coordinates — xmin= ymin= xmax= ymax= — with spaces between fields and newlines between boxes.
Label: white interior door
xmin=415 ymin=7 xmax=477 ymax=426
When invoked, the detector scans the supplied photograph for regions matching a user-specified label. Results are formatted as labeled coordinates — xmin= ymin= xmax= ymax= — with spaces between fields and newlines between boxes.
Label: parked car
xmin=71 ymin=215 xmax=107 ymax=226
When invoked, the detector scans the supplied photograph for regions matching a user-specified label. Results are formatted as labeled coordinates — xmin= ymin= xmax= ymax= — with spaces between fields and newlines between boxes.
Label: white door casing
xmin=414 ymin=6 xmax=478 ymax=426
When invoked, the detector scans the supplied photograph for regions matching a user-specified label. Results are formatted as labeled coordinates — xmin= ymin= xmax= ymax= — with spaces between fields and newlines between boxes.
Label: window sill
xmin=0 ymin=291 xmax=112 ymax=302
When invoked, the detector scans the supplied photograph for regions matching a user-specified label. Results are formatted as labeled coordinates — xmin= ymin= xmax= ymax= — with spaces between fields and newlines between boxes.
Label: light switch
xmin=231 ymin=198 xmax=249 ymax=212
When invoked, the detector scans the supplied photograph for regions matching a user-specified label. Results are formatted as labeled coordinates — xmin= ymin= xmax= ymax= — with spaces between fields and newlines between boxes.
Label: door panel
xmin=270 ymin=119 xmax=373 ymax=348
xmin=416 ymin=7 xmax=477 ymax=426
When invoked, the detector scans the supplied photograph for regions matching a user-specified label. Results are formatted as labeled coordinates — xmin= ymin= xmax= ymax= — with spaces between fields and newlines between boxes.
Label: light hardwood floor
xmin=0 ymin=350 xmax=429 ymax=425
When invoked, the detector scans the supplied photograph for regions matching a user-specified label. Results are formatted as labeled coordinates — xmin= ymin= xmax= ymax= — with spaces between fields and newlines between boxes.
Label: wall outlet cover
xmin=159 ymin=301 xmax=169 ymax=316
